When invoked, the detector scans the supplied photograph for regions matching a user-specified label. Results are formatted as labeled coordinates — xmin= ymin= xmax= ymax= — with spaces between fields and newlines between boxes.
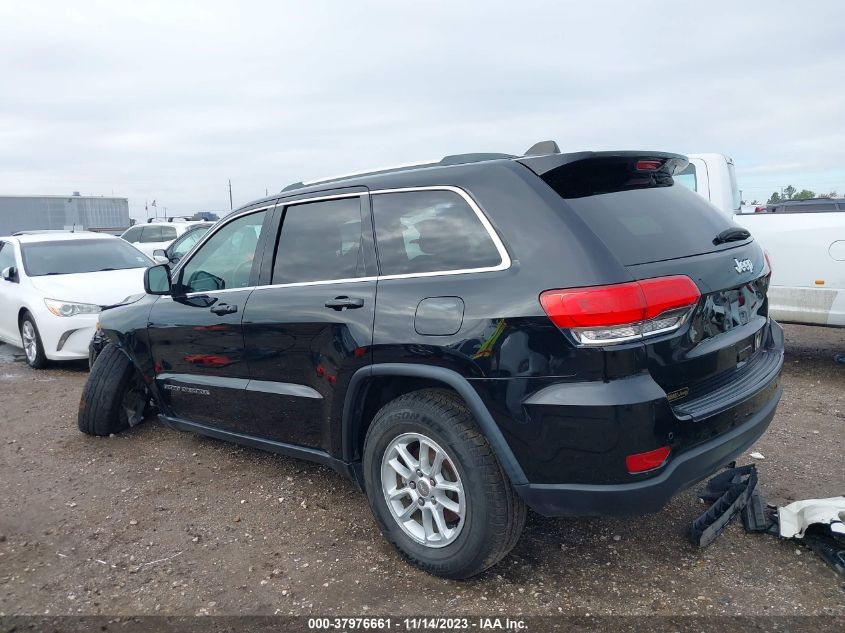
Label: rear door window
xmin=371 ymin=190 xmax=502 ymax=276
xmin=121 ymin=226 xmax=143 ymax=243
xmin=271 ymin=197 xmax=363 ymax=284
xmin=140 ymin=226 xmax=163 ymax=243
xmin=161 ymin=226 xmax=178 ymax=240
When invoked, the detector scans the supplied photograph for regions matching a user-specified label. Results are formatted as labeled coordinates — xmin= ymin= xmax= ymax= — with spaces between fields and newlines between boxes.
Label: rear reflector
xmin=539 ymin=275 xmax=701 ymax=345
xmin=626 ymin=446 xmax=671 ymax=473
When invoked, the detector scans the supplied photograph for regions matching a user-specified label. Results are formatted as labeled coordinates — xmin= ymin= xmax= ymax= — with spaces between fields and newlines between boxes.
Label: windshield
xmin=21 ymin=239 xmax=153 ymax=276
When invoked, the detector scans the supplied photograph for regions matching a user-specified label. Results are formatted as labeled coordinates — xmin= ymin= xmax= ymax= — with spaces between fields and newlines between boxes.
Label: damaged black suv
xmin=79 ymin=142 xmax=784 ymax=578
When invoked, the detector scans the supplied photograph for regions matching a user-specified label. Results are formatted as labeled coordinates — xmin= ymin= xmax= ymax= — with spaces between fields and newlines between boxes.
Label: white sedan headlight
xmin=44 ymin=298 xmax=102 ymax=317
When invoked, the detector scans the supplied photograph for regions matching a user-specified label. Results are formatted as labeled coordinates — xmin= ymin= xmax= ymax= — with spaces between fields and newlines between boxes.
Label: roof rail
xmin=279 ymin=140 xmax=561 ymax=192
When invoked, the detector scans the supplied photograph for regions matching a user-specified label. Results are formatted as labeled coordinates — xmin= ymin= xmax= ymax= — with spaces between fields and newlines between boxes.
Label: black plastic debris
xmin=802 ymin=525 xmax=845 ymax=577
xmin=691 ymin=464 xmax=758 ymax=547
xmin=741 ymin=488 xmax=776 ymax=533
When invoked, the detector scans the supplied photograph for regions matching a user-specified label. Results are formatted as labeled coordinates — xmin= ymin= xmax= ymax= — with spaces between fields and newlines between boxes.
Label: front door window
xmin=178 ymin=211 xmax=267 ymax=293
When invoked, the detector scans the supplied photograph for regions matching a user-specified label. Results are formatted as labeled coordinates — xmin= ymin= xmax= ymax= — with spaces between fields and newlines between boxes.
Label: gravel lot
xmin=0 ymin=324 xmax=842 ymax=617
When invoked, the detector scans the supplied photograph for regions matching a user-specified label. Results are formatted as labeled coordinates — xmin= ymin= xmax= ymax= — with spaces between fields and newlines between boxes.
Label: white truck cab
xmin=676 ymin=153 xmax=743 ymax=216
xmin=681 ymin=153 xmax=844 ymax=328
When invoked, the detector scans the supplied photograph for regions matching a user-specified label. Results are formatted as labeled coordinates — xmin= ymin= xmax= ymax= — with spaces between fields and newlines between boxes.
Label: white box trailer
xmin=0 ymin=193 xmax=130 ymax=236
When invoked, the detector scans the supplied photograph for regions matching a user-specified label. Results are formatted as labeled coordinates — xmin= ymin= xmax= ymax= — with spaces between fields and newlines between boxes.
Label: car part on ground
xmin=778 ymin=497 xmax=845 ymax=539
xmin=691 ymin=464 xmax=761 ymax=547
xmin=693 ymin=467 xmax=845 ymax=577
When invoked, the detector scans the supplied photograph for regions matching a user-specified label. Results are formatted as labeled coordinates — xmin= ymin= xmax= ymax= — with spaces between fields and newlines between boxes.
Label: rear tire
xmin=363 ymin=389 xmax=526 ymax=579
xmin=19 ymin=312 xmax=48 ymax=369
xmin=78 ymin=344 xmax=146 ymax=436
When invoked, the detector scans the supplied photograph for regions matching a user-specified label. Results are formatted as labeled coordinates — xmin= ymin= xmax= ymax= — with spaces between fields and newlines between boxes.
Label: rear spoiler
xmin=518 ymin=151 xmax=690 ymax=199
xmin=517 ymin=150 xmax=689 ymax=177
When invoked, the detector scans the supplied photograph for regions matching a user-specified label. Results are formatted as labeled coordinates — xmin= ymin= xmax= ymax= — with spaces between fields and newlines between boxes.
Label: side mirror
xmin=144 ymin=264 xmax=172 ymax=295
xmin=1 ymin=266 xmax=17 ymax=282
xmin=153 ymin=249 xmax=168 ymax=259
xmin=153 ymin=254 xmax=170 ymax=265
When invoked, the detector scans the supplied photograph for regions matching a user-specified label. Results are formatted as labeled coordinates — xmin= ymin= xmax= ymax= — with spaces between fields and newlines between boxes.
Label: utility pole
xmin=228 ymin=179 xmax=233 ymax=211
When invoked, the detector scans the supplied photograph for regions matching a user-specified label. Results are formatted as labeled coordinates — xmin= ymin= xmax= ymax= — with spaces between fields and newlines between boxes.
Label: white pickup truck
xmin=678 ymin=153 xmax=845 ymax=327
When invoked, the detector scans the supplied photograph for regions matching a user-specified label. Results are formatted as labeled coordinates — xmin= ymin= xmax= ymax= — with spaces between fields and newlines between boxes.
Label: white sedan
xmin=120 ymin=221 xmax=203 ymax=257
xmin=0 ymin=231 xmax=152 ymax=368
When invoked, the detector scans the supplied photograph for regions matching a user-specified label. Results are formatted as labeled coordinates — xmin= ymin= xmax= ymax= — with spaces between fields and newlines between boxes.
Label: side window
xmin=271 ymin=197 xmax=362 ymax=284
xmin=122 ymin=226 xmax=143 ymax=243
xmin=787 ymin=202 xmax=837 ymax=213
xmin=170 ymin=229 xmax=205 ymax=259
xmin=179 ymin=211 xmax=267 ymax=293
xmin=0 ymin=242 xmax=17 ymax=271
xmin=140 ymin=226 xmax=163 ymax=243
xmin=674 ymin=163 xmax=697 ymax=192
xmin=161 ymin=226 xmax=178 ymax=240
xmin=371 ymin=190 xmax=502 ymax=276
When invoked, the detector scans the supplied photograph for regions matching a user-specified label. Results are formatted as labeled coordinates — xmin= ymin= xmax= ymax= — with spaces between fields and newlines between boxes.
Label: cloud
xmin=1 ymin=0 xmax=844 ymax=217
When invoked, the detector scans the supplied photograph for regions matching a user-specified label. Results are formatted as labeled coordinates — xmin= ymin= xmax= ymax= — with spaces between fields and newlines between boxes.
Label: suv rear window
xmin=541 ymin=159 xmax=739 ymax=266
xmin=372 ymin=190 xmax=502 ymax=276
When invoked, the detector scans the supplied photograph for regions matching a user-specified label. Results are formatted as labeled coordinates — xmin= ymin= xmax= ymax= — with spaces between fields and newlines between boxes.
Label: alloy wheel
xmin=21 ymin=320 xmax=38 ymax=364
xmin=380 ymin=432 xmax=466 ymax=548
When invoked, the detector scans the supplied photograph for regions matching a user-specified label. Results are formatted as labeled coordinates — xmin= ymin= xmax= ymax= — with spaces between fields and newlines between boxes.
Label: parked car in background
xmin=0 ymin=231 xmax=152 ymax=368
xmin=765 ymin=198 xmax=845 ymax=214
xmin=80 ymin=144 xmax=783 ymax=578
xmin=680 ymin=153 xmax=845 ymax=328
xmin=153 ymin=222 xmax=214 ymax=266
xmin=120 ymin=220 xmax=203 ymax=257
xmin=736 ymin=203 xmax=845 ymax=327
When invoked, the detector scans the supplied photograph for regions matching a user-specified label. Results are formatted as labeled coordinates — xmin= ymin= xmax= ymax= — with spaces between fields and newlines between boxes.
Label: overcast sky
xmin=2 ymin=1 xmax=844 ymax=218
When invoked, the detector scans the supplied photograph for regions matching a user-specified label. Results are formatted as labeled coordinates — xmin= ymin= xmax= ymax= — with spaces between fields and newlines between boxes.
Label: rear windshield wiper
xmin=713 ymin=227 xmax=751 ymax=245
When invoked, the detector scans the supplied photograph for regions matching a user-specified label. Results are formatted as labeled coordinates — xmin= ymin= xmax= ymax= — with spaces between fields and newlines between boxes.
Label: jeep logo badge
xmin=734 ymin=258 xmax=754 ymax=274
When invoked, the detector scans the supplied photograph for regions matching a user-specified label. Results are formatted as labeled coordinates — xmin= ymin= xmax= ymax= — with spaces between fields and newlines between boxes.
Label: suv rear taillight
xmin=539 ymin=275 xmax=701 ymax=346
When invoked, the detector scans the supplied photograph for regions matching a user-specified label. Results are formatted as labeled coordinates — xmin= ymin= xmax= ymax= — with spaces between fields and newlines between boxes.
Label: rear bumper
xmin=495 ymin=320 xmax=786 ymax=517
xmin=514 ymin=382 xmax=781 ymax=516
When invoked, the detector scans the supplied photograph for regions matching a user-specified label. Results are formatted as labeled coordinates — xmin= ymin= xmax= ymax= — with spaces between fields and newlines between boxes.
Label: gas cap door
xmin=414 ymin=297 xmax=465 ymax=336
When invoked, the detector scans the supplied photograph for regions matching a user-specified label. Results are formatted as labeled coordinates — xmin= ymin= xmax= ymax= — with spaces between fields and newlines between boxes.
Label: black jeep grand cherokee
xmin=80 ymin=142 xmax=783 ymax=578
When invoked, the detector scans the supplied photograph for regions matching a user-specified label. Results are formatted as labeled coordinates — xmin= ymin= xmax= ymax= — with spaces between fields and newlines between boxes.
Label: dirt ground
xmin=0 ymin=324 xmax=842 ymax=617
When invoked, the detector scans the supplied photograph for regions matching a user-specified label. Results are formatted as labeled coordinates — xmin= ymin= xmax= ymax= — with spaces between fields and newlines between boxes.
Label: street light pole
xmin=229 ymin=179 xmax=233 ymax=211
